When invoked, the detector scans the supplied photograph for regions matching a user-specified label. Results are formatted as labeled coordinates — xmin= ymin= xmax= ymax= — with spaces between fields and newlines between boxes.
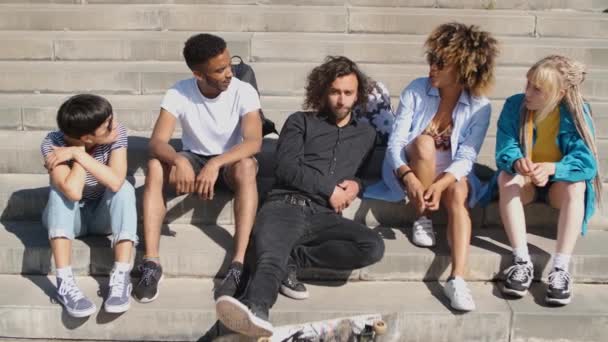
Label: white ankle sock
xmin=513 ymin=246 xmax=531 ymax=263
xmin=113 ymin=262 xmax=131 ymax=273
xmin=553 ymin=253 xmax=571 ymax=272
xmin=56 ymin=266 xmax=73 ymax=279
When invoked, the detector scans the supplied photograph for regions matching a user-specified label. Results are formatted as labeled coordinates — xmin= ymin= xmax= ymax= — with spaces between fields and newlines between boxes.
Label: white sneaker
xmin=444 ymin=277 xmax=476 ymax=312
xmin=412 ymin=216 xmax=435 ymax=247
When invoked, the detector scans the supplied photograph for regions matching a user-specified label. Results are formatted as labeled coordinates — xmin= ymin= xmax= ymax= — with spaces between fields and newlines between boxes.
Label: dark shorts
xmin=177 ymin=151 xmax=258 ymax=191
xmin=178 ymin=151 xmax=231 ymax=190
xmin=535 ymin=182 xmax=554 ymax=203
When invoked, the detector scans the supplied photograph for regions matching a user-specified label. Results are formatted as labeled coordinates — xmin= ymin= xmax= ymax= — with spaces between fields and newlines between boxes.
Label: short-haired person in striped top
xmin=41 ymin=94 xmax=137 ymax=318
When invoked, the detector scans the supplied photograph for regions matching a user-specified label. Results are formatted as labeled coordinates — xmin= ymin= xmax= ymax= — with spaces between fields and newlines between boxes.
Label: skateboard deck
xmin=213 ymin=314 xmax=386 ymax=342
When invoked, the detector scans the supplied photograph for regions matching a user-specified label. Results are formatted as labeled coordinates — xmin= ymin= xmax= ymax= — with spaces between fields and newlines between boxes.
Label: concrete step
xmin=2 ymin=220 xmax=608 ymax=282
xmin=4 ymin=128 xmax=608 ymax=181
xmin=1 ymin=171 xmax=607 ymax=229
xmin=0 ymin=5 xmax=606 ymax=38
xmin=1 ymin=275 xmax=608 ymax=341
xmin=1 ymin=94 xmax=607 ymax=140
xmin=0 ymin=61 xmax=607 ymax=101
xmin=2 ymin=31 xmax=607 ymax=68
xmin=1 ymin=94 xmax=607 ymax=145
xmin=1 ymin=0 xmax=606 ymax=12
xmin=0 ymin=93 xmax=303 ymax=133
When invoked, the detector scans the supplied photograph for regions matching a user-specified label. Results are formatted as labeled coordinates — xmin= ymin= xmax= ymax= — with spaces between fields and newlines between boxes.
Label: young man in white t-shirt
xmin=133 ymin=34 xmax=263 ymax=302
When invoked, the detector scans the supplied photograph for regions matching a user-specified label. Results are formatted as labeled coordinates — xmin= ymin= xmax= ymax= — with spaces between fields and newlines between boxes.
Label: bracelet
xmin=399 ymin=170 xmax=413 ymax=180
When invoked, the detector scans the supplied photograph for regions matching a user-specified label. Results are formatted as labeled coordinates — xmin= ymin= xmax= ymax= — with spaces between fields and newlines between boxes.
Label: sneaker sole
xmin=57 ymin=297 xmax=97 ymax=318
xmin=412 ymin=236 xmax=436 ymax=247
xmin=545 ymin=295 xmax=572 ymax=306
xmin=134 ymin=274 xmax=164 ymax=303
xmin=501 ymin=285 xmax=528 ymax=298
xmin=215 ymin=296 xmax=273 ymax=337
xmin=280 ymin=285 xmax=310 ymax=300
xmin=104 ymin=301 xmax=131 ymax=314
xmin=448 ymin=302 xmax=476 ymax=312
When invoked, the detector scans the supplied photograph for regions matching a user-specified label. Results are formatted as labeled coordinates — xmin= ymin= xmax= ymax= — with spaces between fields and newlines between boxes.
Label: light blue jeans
xmin=42 ymin=182 xmax=138 ymax=247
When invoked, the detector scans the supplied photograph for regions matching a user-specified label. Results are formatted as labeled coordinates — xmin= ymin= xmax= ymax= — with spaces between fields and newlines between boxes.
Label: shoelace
xmin=58 ymin=278 xmax=85 ymax=302
xmin=221 ymin=267 xmax=242 ymax=288
xmin=285 ymin=268 xmax=298 ymax=287
xmin=548 ymin=269 xmax=571 ymax=290
xmin=109 ymin=271 xmax=126 ymax=298
xmin=414 ymin=217 xmax=433 ymax=234
xmin=504 ymin=263 xmax=532 ymax=282
xmin=139 ymin=264 xmax=158 ymax=287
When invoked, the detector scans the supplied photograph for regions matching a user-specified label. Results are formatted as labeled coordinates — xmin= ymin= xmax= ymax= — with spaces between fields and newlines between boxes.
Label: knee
xmin=498 ymin=171 xmax=524 ymax=190
xmin=563 ymin=181 xmax=586 ymax=197
xmin=359 ymin=233 xmax=385 ymax=267
xmin=113 ymin=181 xmax=135 ymax=199
xmin=409 ymin=135 xmax=436 ymax=161
xmin=146 ymin=158 xmax=166 ymax=184
xmin=106 ymin=182 xmax=136 ymax=209
xmin=232 ymin=158 xmax=257 ymax=184
xmin=48 ymin=185 xmax=77 ymax=205
xmin=443 ymin=182 xmax=468 ymax=210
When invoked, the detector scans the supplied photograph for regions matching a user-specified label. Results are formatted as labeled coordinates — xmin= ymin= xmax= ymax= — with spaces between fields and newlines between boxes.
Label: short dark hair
xmin=183 ymin=33 xmax=227 ymax=71
xmin=303 ymin=56 xmax=370 ymax=112
xmin=57 ymin=94 xmax=113 ymax=139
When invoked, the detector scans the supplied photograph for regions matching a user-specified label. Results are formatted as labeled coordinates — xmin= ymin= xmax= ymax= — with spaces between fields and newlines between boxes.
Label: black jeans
xmin=242 ymin=194 xmax=385 ymax=309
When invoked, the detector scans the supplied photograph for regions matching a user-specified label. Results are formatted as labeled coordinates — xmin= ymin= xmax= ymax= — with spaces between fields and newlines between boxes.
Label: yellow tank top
xmin=531 ymin=107 xmax=562 ymax=163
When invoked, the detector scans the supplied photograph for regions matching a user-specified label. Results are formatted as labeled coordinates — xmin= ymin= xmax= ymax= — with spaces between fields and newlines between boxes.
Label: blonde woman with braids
xmin=496 ymin=55 xmax=600 ymax=305
xmin=365 ymin=22 xmax=498 ymax=311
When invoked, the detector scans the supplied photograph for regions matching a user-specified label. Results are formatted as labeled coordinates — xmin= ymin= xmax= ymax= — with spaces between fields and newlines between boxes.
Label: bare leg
xmin=442 ymin=179 xmax=471 ymax=277
xmin=225 ymin=158 xmax=259 ymax=264
xmin=548 ymin=181 xmax=586 ymax=255
xmin=405 ymin=135 xmax=437 ymax=216
xmin=114 ymin=240 xmax=133 ymax=263
xmin=142 ymin=158 xmax=171 ymax=258
xmin=497 ymin=171 xmax=536 ymax=250
xmin=51 ymin=238 xmax=72 ymax=268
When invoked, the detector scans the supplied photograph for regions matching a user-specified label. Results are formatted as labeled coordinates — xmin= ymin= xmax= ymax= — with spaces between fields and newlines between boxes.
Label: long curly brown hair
xmin=425 ymin=22 xmax=499 ymax=97
xmin=303 ymin=56 xmax=370 ymax=113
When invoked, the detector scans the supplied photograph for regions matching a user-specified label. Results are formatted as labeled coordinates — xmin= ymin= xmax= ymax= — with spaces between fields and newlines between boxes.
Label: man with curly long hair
xmin=215 ymin=56 xmax=385 ymax=338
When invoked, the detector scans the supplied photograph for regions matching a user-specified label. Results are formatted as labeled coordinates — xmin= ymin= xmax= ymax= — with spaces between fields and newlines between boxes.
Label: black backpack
xmin=231 ymin=56 xmax=278 ymax=136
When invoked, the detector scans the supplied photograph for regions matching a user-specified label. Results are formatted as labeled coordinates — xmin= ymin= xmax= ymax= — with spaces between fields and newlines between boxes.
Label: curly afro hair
xmin=425 ymin=22 xmax=499 ymax=97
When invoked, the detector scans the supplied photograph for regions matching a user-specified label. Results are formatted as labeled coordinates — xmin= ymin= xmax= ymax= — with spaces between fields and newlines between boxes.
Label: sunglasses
xmin=427 ymin=53 xmax=445 ymax=70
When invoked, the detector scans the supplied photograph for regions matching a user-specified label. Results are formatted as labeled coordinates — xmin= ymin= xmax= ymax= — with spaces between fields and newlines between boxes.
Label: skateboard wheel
xmin=373 ymin=320 xmax=387 ymax=335
xmin=257 ymin=337 xmax=271 ymax=342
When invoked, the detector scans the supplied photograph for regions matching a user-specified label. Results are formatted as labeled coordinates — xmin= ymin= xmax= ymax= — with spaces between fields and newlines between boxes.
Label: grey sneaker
xmin=215 ymin=296 xmax=273 ymax=337
xmin=280 ymin=260 xmax=309 ymax=300
xmin=104 ymin=268 xmax=132 ymax=313
xmin=56 ymin=276 xmax=97 ymax=318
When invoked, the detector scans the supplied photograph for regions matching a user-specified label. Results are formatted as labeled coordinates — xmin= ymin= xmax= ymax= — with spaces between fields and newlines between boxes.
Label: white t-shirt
xmin=161 ymin=77 xmax=261 ymax=156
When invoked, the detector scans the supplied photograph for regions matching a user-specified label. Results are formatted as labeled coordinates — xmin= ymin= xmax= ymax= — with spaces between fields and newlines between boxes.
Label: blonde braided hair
xmin=520 ymin=55 xmax=601 ymax=205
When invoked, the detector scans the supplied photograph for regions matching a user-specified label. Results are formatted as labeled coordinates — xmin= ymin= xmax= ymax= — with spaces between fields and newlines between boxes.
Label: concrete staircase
xmin=0 ymin=1 xmax=607 ymax=341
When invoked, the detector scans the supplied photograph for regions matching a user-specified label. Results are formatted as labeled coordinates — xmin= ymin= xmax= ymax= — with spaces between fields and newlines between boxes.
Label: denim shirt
xmin=489 ymin=93 xmax=597 ymax=235
xmin=364 ymin=77 xmax=492 ymax=207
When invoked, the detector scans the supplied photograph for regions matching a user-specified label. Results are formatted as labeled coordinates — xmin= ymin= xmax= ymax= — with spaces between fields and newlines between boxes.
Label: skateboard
xmin=213 ymin=314 xmax=387 ymax=342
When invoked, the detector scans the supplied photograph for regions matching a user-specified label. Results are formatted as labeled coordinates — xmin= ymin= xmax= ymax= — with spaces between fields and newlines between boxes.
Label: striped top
xmin=40 ymin=123 xmax=128 ymax=201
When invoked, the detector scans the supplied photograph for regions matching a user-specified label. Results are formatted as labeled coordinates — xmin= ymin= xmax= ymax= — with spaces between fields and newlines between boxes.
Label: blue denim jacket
xmin=364 ymin=77 xmax=492 ymax=207
xmin=487 ymin=93 xmax=597 ymax=235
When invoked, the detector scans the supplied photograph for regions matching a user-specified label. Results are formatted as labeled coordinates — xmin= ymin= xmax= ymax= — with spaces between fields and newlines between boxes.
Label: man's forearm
xmin=149 ymin=139 xmax=180 ymax=166
xmin=210 ymin=138 xmax=262 ymax=168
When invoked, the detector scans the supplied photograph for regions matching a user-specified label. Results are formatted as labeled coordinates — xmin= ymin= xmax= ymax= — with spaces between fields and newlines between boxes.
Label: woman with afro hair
xmin=365 ymin=22 xmax=498 ymax=311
